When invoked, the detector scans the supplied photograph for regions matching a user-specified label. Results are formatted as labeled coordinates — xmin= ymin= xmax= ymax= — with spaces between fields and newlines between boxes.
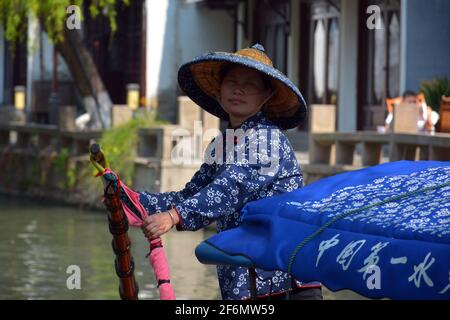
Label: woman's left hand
xmin=141 ymin=211 xmax=174 ymax=240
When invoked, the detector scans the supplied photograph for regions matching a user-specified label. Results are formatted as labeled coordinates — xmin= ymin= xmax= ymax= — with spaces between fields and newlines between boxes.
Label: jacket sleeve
xmin=174 ymin=160 xmax=280 ymax=231
xmin=138 ymin=161 xmax=215 ymax=214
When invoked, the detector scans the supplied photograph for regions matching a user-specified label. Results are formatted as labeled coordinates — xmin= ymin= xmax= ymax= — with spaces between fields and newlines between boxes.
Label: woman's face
xmin=219 ymin=65 xmax=272 ymax=122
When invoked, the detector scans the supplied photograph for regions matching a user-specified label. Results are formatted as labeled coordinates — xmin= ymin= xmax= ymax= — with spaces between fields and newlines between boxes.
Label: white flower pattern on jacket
xmin=139 ymin=111 xmax=319 ymax=299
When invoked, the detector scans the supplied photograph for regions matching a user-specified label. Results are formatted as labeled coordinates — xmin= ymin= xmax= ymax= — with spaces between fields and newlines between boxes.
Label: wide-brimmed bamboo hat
xmin=177 ymin=44 xmax=307 ymax=130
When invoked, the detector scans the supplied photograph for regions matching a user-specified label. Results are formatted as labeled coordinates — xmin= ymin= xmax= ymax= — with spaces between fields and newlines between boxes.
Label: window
xmin=309 ymin=1 xmax=340 ymax=105
xmin=358 ymin=0 xmax=401 ymax=130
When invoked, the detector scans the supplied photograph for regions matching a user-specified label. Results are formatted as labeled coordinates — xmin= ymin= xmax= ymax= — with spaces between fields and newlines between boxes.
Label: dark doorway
xmin=83 ymin=0 xmax=145 ymax=105
xmin=3 ymin=40 xmax=27 ymax=106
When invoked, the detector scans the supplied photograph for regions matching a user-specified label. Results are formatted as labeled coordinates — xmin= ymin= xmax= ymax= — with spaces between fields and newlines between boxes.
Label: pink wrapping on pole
xmin=149 ymin=239 xmax=175 ymax=300
xmin=102 ymin=169 xmax=176 ymax=300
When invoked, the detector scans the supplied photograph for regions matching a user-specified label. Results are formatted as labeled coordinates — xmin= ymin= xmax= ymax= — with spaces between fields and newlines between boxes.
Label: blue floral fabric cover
xmin=202 ymin=161 xmax=450 ymax=300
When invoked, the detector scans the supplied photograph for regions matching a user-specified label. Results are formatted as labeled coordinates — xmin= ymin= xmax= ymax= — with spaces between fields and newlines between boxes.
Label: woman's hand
xmin=141 ymin=209 xmax=179 ymax=240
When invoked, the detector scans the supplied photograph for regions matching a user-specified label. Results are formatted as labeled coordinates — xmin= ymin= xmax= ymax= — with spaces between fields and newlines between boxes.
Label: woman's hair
xmin=402 ymin=90 xmax=417 ymax=99
xmin=219 ymin=63 xmax=273 ymax=91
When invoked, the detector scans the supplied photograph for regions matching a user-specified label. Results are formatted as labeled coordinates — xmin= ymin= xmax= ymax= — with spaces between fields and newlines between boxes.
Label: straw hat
xmin=177 ymin=44 xmax=307 ymax=130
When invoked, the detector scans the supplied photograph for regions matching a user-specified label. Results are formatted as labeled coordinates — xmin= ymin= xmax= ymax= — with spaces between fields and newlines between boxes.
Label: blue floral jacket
xmin=139 ymin=111 xmax=320 ymax=299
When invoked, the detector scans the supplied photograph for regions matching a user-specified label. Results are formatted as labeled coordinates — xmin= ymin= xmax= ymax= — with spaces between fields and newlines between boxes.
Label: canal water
xmin=0 ymin=197 xmax=365 ymax=300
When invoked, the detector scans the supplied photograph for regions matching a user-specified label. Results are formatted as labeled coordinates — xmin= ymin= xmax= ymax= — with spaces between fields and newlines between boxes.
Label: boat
xmin=195 ymin=160 xmax=450 ymax=300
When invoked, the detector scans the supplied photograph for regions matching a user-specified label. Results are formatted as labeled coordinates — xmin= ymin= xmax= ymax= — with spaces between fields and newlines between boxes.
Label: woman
xmin=135 ymin=44 xmax=322 ymax=300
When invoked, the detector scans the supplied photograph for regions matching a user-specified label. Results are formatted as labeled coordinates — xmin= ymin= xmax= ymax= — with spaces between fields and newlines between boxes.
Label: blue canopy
xmin=197 ymin=161 xmax=450 ymax=300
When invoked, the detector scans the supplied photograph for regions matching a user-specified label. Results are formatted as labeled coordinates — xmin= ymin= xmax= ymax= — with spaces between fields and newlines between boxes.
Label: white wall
xmin=287 ymin=0 xmax=300 ymax=87
xmin=145 ymin=0 xmax=170 ymax=107
xmin=236 ymin=1 xmax=250 ymax=50
xmin=145 ymin=0 xmax=234 ymax=121
xmin=0 ymin=26 xmax=5 ymax=104
xmin=337 ymin=0 xmax=359 ymax=131
xmin=402 ymin=0 xmax=450 ymax=92
xmin=399 ymin=0 xmax=407 ymax=94
xmin=177 ymin=2 xmax=234 ymax=64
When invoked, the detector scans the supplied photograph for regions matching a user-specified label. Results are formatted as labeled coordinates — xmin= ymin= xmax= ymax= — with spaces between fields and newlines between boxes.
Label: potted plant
xmin=420 ymin=77 xmax=450 ymax=113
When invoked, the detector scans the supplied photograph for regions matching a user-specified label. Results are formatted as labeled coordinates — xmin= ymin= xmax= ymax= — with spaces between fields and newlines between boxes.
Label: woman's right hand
xmin=141 ymin=209 xmax=179 ymax=240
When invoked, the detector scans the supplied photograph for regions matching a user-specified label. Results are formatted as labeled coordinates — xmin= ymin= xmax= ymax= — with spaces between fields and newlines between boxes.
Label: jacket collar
xmin=226 ymin=110 xmax=269 ymax=131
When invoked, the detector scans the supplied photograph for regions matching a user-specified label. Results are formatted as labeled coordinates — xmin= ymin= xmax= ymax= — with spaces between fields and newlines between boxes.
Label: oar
xmin=90 ymin=143 xmax=139 ymax=300
xmin=89 ymin=143 xmax=108 ymax=175
xmin=90 ymin=143 xmax=176 ymax=300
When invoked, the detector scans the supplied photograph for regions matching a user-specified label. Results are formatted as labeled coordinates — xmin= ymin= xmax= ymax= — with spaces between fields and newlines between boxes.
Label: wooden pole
xmin=104 ymin=181 xmax=139 ymax=300
xmin=91 ymin=143 xmax=138 ymax=299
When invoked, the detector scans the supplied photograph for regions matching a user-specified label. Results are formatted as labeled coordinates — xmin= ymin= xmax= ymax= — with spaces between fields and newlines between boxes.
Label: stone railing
xmin=0 ymin=97 xmax=221 ymax=204
xmin=133 ymin=125 xmax=202 ymax=193
xmin=0 ymin=122 xmax=201 ymax=196
xmin=310 ymin=131 xmax=450 ymax=164
xmin=0 ymin=122 xmax=102 ymax=155
xmin=301 ymin=105 xmax=450 ymax=184
xmin=0 ymin=122 xmax=102 ymax=203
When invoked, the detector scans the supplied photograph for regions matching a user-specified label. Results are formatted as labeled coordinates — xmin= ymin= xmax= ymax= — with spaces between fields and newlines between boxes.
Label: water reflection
xmin=0 ymin=197 xmax=219 ymax=300
xmin=0 ymin=197 xmax=366 ymax=300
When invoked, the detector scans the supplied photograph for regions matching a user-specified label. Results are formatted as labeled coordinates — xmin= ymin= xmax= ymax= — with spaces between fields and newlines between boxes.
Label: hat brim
xmin=178 ymin=52 xmax=307 ymax=130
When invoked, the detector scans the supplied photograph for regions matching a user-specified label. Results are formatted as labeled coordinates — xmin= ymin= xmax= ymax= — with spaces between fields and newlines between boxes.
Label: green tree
xmin=0 ymin=0 xmax=130 ymax=129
